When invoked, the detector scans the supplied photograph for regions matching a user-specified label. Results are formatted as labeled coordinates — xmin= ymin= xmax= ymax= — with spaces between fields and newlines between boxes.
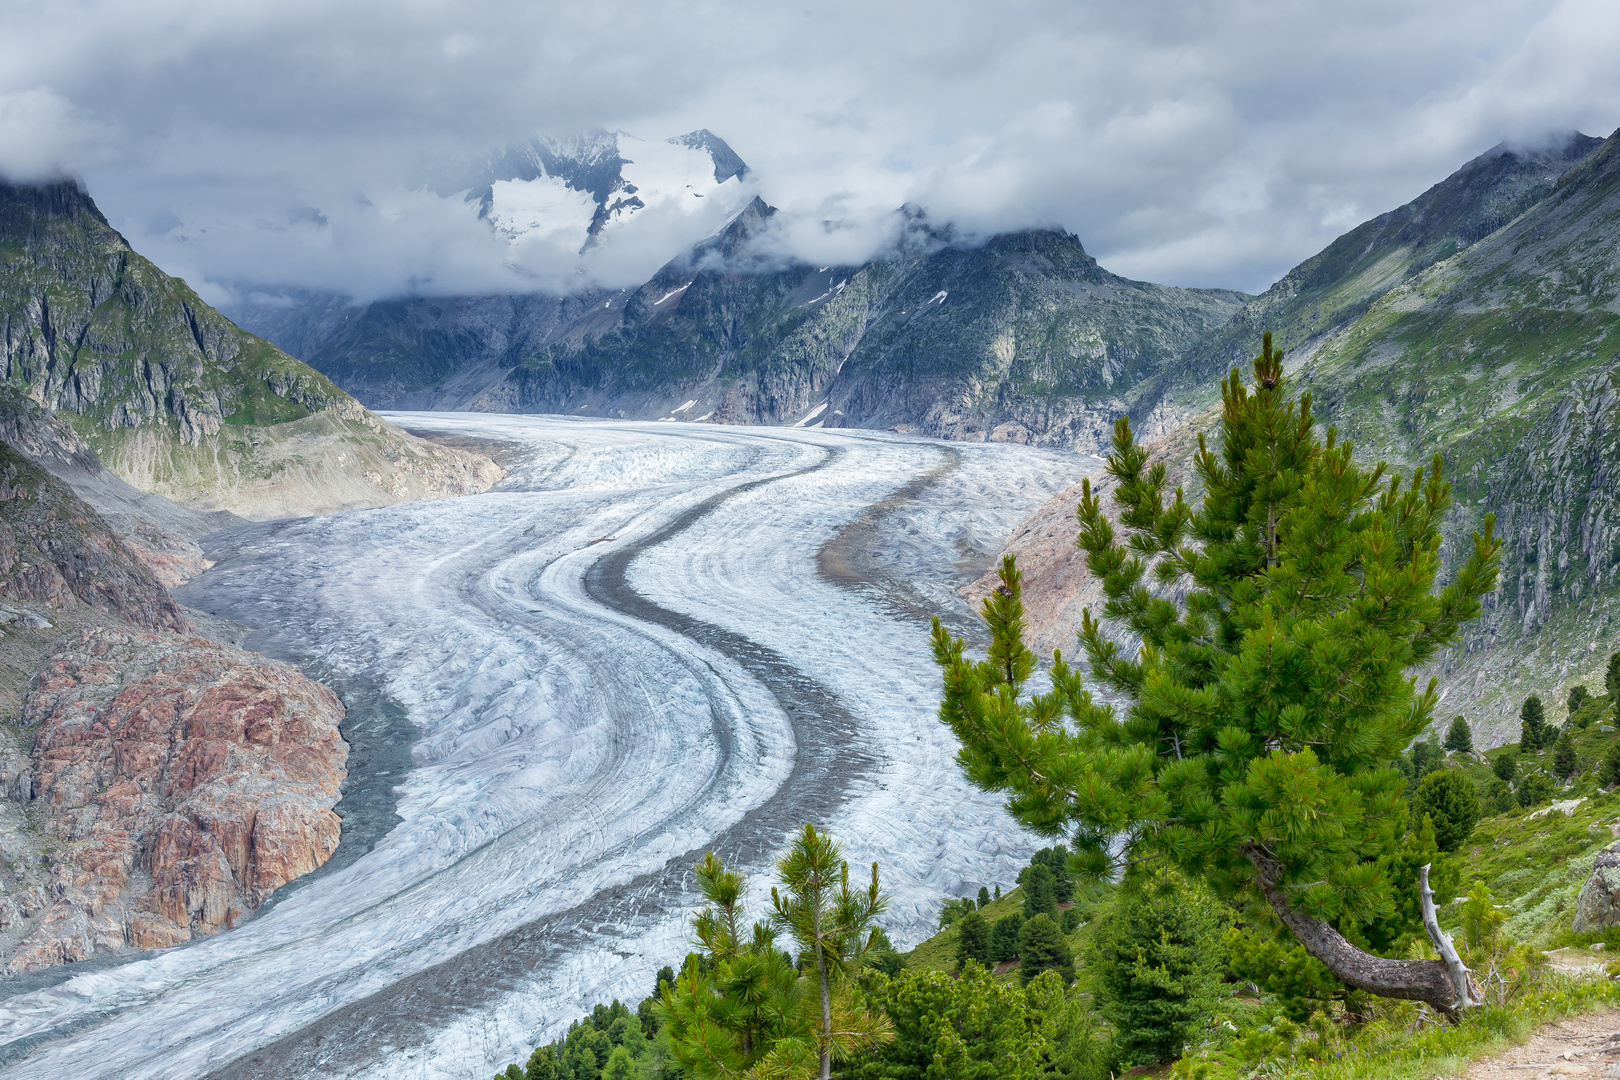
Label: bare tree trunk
xmin=815 ymin=943 xmax=832 ymax=1080
xmin=1420 ymin=863 xmax=1483 ymax=1010
xmin=1242 ymin=844 xmax=1477 ymax=1014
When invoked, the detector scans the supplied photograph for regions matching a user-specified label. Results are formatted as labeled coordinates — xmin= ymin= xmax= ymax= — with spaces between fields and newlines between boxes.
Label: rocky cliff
xmin=2 ymin=627 xmax=347 ymax=971
xmin=1151 ymin=132 xmax=1602 ymax=407
xmin=0 ymin=179 xmax=502 ymax=519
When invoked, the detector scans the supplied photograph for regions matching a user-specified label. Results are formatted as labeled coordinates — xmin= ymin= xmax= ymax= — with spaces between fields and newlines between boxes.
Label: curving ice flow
xmin=0 ymin=416 xmax=1095 ymax=1080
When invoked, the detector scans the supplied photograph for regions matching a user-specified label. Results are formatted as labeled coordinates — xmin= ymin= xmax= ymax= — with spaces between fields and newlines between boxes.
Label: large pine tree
xmin=932 ymin=334 xmax=1500 ymax=1012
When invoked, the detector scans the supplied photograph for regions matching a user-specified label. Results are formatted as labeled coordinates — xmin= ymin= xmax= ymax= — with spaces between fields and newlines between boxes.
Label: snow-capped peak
xmin=454 ymin=129 xmax=755 ymax=256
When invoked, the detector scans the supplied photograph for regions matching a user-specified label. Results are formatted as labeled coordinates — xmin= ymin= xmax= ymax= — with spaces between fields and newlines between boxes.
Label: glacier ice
xmin=0 ymin=416 xmax=1094 ymax=1080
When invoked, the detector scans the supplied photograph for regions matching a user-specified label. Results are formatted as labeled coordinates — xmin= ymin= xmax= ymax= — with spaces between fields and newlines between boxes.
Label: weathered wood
xmin=1242 ymin=843 xmax=1466 ymax=1013
xmin=1421 ymin=863 xmax=1483 ymax=1010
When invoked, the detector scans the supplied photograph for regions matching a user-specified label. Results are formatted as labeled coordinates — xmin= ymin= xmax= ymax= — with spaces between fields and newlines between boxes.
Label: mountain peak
xmin=0 ymin=176 xmax=115 ymax=238
xmin=668 ymin=129 xmax=749 ymax=184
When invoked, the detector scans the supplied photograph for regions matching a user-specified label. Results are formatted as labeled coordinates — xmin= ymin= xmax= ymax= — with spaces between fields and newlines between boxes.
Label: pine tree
xmin=989 ymin=913 xmax=1023 ymax=962
xmin=1015 ymin=914 xmax=1074 ymax=987
xmin=1609 ymin=652 xmax=1620 ymax=715
xmin=1602 ymin=742 xmax=1620 ymax=788
xmin=1412 ymin=773 xmax=1479 ymax=852
xmin=601 ymin=1046 xmax=636 ymax=1080
xmin=1492 ymin=750 xmax=1517 ymax=783
xmin=1091 ymin=869 xmax=1226 ymax=1065
xmin=955 ymin=910 xmax=991 ymax=970
xmin=977 ymin=886 xmax=991 ymax=909
xmin=658 ymin=853 xmax=806 ymax=1076
xmin=931 ymin=333 xmax=1501 ymax=1013
xmin=770 ymin=824 xmax=890 ymax=1080
xmin=1020 ymin=864 xmax=1058 ymax=920
xmin=1521 ymin=696 xmax=1547 ymax=751
xmin=1553 ymin=731 xmax=1580 ymax=779
xmin=1444 ymin=717 xmax=1473 ymax=753
xmin=1569 ymin=685 xmax=1590 ymax=714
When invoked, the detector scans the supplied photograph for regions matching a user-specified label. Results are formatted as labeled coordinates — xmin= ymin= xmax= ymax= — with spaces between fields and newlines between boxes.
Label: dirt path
xmin=1466 ymin=1008 xmax=1620 ymax=1078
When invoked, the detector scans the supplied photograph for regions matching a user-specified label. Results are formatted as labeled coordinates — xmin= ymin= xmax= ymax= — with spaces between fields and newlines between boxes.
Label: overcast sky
xmin=4 ymin=0 xmax=1618 ymax=303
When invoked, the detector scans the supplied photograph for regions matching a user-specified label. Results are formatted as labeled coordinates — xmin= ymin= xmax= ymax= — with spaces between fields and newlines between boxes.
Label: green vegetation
xmin=1411 ymin=771 xmax=1479 ymax=852
xmin=932 ymin=334 xmax=1501 ymax=1010
xmin=1090 ymin=869 xmax=1226 ymax=1065
xmin=1521 ymin=695 xmax=1552 ymax=752
xmin=848 ymin=966 xmax=1110 ymax=1080
xmin=1445 ymin=716 xmax=1474 ymax=753
xmin=954 ymin=910 xmax=989 ymax=971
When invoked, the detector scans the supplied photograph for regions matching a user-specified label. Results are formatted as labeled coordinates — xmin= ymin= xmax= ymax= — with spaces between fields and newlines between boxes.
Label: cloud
xmin=0 ymin=87 xmax=114 ymax=181
xmin=3 ymin=0 xmax=1618 ymax=300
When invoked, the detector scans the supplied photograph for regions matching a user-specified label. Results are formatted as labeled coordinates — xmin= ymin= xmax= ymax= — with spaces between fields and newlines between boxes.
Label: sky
xmin=3 ymin=0 xmax=1619 ymax=304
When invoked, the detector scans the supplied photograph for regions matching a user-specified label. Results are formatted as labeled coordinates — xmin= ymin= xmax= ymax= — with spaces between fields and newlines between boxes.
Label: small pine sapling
xmin=1492 ymin=751 xmax=1517 ymax=783
xmin=1444 ymin=716 xmax=1473 ymax=754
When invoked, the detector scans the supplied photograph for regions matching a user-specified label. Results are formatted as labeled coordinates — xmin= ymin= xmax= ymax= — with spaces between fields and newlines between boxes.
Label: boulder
xmin=1573 ymin=842 xmax=1620 ymax=932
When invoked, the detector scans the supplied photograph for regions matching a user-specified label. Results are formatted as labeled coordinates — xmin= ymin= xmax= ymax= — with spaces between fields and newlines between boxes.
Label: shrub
xmin=1445 ymin=716 xmax=1474 ymax=753
xmin=1090 ymin=869 xmax=1226 ymax=1065
xmin=956 ymin=910 xmax=991 ymax=970
xmin=851 ymin=967 xmax=1110 ymax=1080
xmin=938 ymin=897 xmax=976 ymax=930
xmin=1226 ymin=925 xmax=1340 ymax=1022
xmin=1486 ymin=777 xmax=1516 ymax=815
xmin=1602 ymin=742 xmax=1620 ymax=787
xmin=1493 ymin=750 xmax=1518 ymax=782
xmin=990 ymin=913 xmax=1024 ymax=963
xmin=1411 ymin=733 xmax=1444 ymax=776
xmin=1412 ymin=770 xmax=1479 ymax=852
xmin=1569 ymin=685 xmax=1590 ymax=715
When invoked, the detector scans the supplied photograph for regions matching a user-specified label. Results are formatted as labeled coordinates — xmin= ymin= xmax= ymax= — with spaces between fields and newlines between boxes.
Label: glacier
xmin=0 ymin=416 xmax=1094 ymax=1079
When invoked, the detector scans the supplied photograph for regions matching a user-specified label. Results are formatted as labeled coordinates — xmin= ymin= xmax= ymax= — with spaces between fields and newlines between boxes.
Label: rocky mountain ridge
xmin=0 ymin=362 xmax=354 ymax=976
xmin=264 ymin=200 xmax=1250 ymax=453
xmin=0 ymin=179 xmax=502 ymax=519
xmin=4 ymin=627 xmax=347 ymax=972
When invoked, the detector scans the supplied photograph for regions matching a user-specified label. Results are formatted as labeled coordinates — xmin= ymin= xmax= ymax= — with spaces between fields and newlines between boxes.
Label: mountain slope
xmin=983 ymin=128 xmax=1620 ymax=744
xmin=1153 ymin=133 xmax=1601 ymax=409
xmin=1291 ymin=127 xmax=1620 ymax=733
xmin=0 ymin=179 xmax=501 ymax=518
xmin=301 ymin=201 xmax=1250 ymax=452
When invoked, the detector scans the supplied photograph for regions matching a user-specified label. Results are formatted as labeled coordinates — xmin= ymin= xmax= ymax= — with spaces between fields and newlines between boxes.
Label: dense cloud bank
xmin=1 ymin=0 xmax=1618 ymax=301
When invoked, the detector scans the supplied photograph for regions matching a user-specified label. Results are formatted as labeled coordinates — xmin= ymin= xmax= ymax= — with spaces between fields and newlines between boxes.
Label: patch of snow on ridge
xmin=487 ymin=176 xmax=597 ymax=246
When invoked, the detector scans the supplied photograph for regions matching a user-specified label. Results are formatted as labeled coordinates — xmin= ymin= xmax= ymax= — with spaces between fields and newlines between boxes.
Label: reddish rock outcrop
xmin=6 ymin=627 xmax=347 ymax=972
xmin=963 ymin=418 xmax=1203 ymax=658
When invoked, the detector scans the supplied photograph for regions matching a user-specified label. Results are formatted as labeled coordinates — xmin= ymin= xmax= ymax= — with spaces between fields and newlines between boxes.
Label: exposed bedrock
xmin=3 ymin=627 xmax=347 ymax=972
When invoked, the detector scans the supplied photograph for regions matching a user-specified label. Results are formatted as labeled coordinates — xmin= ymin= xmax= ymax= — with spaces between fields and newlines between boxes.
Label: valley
xmin=0 ymin=416 xmax=1089 ymax=1079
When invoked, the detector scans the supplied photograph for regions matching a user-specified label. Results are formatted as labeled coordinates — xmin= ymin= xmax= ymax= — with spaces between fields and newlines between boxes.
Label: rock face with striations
xmin=0 ymin=438 xmax=188 ymax=632
xmin=1574 ymin=842 xmax=1620 ymax=933
xmin=4 ymin=627 xmax=347 ymax=972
